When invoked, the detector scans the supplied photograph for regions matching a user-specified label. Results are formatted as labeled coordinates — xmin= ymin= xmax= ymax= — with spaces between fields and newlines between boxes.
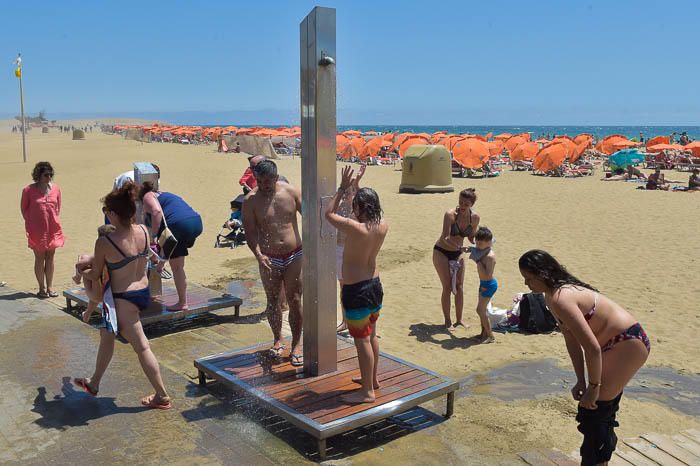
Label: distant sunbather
xmin=602 ymin=165 xmax=646 ymax=181
xmin=689 ymin=169 xmax=700 ymax=191
xmin=646 ymin=167 xmax=670 ymax=190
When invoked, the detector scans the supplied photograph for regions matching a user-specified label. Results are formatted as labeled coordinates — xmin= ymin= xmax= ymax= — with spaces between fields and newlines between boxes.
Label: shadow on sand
xmin=180 ymin=381 xmax=446 ymax=462
xmin=408 ymin=323 xmax=483 ymax=350
xmin=32 ymin=377 xmax=147 ymax=430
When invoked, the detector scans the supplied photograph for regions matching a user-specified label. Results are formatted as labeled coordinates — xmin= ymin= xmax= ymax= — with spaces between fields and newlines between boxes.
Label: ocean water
xmin=201 ymin=123 xmax=700 ymax=140
xmin=335 ymin=125 xmax=700 ymax=140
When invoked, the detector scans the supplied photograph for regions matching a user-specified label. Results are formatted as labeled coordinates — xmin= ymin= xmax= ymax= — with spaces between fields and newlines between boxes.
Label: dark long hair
xmin=518 ymin=249 xmax=598 ymax=292
xmin=353 ymin=187 xmax=383 ymax=225
xmin=103 ymin=182 xmax=138 ymax=224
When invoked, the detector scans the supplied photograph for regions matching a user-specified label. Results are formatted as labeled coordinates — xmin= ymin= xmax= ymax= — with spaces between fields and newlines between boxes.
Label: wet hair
xmin=459 ymin=188 xmax=477 ymax=204
xmin=138 ymin=180 xmax=157 ymax=200
xmin=518 ymin=249 xmax=598 ymax=292
xmin=32 ymin=161 xmax=54 ymax=182
xmin=253 ymin=159 xmax=277 ymax=179
xmin=97 ymin=224 xmax=117 ymax=237
xmin=103 ymin=182 xmax=138 ymax=224
xmin=474 ymin=226 xmax=493 ymax=242
xmin=352 ymin=187 xmax=383 ymax=225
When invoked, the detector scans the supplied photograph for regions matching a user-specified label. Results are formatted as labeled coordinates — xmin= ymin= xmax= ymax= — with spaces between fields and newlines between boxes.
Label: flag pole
xmin=15 ymin=53 xmax=27 ymax=163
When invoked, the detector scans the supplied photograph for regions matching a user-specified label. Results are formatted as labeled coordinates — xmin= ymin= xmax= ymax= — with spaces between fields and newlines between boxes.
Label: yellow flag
xmin=15 ymin=67 xmax=21 ymax=78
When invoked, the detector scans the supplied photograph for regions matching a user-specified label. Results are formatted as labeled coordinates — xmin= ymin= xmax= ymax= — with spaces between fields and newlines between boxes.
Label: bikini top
xmin=450 ymin=210 xmax=473 ymax=238
xmin=583 ymin=293 xmax=598 ymax=322
xmin=105 ymin=226 xmax=150 ymax=271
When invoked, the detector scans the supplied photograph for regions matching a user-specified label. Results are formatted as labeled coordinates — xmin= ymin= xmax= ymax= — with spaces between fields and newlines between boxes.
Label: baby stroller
xmin=215 ymin=194 xmax=246 ymax=249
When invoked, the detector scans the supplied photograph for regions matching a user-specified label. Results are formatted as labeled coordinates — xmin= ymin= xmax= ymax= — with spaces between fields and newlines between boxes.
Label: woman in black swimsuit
xmin=432 ymin=188 xmax=480 ymax=328
xmin=73 ymin=183 xmax=171 ymax=410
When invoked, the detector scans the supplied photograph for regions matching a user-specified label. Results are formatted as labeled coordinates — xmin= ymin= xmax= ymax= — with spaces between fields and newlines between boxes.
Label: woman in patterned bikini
xmin=519 ymin=249 xmax=650 ymax=466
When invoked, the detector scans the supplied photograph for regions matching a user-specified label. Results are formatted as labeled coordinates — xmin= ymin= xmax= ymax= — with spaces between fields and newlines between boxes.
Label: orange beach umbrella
xmin=645 ymin=136 xmax=670 ymax=149
xmin=452 ymin=138 xmax=490 ymax=169
xmin=510 ymin=142 xmax=539 ymax=161
xmin=359 ymin=137 xmax=391 ymax=159
xmin=533 ymin=142 xmax=568 ymax=172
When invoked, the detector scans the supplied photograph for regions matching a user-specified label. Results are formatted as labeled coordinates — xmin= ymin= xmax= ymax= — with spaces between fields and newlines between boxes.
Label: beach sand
xmin=1 ymin=127 xmax=698 ymax=461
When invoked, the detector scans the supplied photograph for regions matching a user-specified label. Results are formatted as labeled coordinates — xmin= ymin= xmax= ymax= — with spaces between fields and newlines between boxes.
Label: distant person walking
xmin=140 ymin=183 xmax=203 ymax=311
xmin=21 ymin=162 xmax=64 ymax=298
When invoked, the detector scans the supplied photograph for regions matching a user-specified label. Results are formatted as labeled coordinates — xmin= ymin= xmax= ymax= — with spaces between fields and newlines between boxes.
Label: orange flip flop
xmin=73 ymin=378 xmax=98 ymax=396
xmin=141 ymin=394 xmax=172 ymax=410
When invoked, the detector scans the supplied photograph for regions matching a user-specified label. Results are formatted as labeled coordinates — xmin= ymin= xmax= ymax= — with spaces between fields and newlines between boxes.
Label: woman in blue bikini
xmin=519 ymin=250 xmax=649 ymax=466
xmin=74 ymin=182 xmax=171 ymax=410
xmin=432 ymin=188 xmax=480 ymax=328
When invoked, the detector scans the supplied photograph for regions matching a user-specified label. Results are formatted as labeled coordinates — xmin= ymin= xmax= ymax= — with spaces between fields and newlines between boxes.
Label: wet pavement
xmin=1 ymin=285 xmax=698 ymax=465
xmin=459 ymin=359 xmax=700 ymax=417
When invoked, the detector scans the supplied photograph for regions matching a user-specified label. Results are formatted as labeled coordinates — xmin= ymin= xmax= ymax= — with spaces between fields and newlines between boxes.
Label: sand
xmin=1 ymin=127 xmax=698 ymax=458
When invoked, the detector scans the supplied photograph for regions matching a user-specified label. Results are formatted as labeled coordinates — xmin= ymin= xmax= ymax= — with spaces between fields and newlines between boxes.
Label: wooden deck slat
xmin=624 ymin=438 xmax=686 ymax=466
xmin=291 ymin=367 xmax=425 ymax=414
xmin=641 ymin=433 xmax=700 ymax=466
xmin=518 ymin=451 xmax=559 ymax=465
xmin=313 ymin=377 xmax=443 ymax=424
xmin=685 ymin=431 xmax=700 ymax=446
xmin=541 ymin=449 xmax=579 ymax=466
xmin=233 ymin=347 xmax=359 ymax=379
xmin=673 ymin=435 xmax=700 ymax=458
xmin=615 ymin=445 xmax=660 ymax=466
xmin=265 ymin=358 xmax=405 ymax=399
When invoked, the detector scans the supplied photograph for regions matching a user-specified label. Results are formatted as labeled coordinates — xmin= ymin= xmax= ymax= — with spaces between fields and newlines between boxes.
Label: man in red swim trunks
xmin=243 ymin=160 xmax=304 ymax=366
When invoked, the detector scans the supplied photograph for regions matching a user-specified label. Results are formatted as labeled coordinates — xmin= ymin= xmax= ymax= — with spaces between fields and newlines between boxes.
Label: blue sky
xmin=1 ymin=0 xmax=698 ymax=125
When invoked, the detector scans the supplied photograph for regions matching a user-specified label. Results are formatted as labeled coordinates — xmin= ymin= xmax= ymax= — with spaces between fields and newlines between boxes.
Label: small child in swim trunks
xmin=72 ymin=224 xmax=116 ymax=322
xmin=465 ymin=226 xmax=497 ymax=343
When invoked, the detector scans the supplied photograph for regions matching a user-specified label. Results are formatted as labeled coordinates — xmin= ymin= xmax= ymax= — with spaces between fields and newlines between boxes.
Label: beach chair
xmin=674 ymin=154 xmax=692 ymax=171
xmin=511 ymin=160 xmax=533 ymax=171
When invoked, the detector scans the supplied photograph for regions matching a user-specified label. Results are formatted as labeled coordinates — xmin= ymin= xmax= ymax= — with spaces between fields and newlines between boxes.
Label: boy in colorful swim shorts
xmin=465 ymin=226 xmax=497 ymax=343
xmin=326 ymin=166 xmax=389 ymax=404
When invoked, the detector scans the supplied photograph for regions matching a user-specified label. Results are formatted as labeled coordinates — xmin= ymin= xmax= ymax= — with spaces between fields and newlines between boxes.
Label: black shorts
xmin=169 ymin=215 xmax=203 ymax=258
xmin=342 ymin=277 xmax=384 ymax=338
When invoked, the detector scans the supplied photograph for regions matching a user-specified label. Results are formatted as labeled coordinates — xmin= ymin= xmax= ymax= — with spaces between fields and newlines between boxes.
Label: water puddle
xmin=226 ymin=279 xmax=259 ymax=308
xmin=458 ymin=359 xmax=700 ymax=416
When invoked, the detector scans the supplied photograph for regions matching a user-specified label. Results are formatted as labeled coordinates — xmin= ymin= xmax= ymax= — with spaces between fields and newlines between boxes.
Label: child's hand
xmin=81 ymin=309 xmax=93 ymax=323
xmin=339 ymin=165 xmax=354 ymax=191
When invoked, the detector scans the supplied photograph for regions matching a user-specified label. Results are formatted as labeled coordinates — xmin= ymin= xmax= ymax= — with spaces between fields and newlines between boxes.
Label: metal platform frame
xmin=63 ymin=283 xmax=242 ymax=326
xmin=194 ymin=337 xmax=458 ymax=460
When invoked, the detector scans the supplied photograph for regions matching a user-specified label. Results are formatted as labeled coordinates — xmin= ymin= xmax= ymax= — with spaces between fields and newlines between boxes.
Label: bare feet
xmin=166 ymin=303 xmax=188 ymax=312
xmin=352 ymin=376 xmax=380 ymax=389
xmin=444 ymin=319 xmax=452 ymax=328
xmin=480 ymin=335 xmax=495 ymax=344
xmin=342 ymin=389 xmax=375 ymax=404
xmin=141 ymin=393 xmax=172 ymax=410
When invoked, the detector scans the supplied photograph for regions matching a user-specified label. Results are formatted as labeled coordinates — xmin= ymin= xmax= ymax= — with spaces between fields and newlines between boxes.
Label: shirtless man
xmin=325 ymin=166 xmax=389 ymax=404
xmin=243 ymin=160 xmax=304 ymax=366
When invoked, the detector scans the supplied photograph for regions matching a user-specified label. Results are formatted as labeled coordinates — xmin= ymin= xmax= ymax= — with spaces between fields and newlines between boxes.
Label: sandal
xmin=73 ymin=378 xmax=98 ymax=396
xmin=141 ymin=394 xmax=172 ymax=410
xmin=47 ymin=290 xmax=59 ymax=298
xmin=268 ymin=345 xmax=285 ymax=359
xmin=37 ymin=290 xmax=49 ymax=299
xmin=290 ymin=353 xmax=304 ymax=367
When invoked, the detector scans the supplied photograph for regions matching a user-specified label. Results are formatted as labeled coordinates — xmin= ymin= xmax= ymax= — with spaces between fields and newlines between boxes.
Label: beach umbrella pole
xmin=300 ymin=6 xmax=337 ymax=376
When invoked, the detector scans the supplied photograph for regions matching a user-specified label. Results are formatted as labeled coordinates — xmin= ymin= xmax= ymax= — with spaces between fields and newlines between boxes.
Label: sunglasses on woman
xmin=42 ymin=172 xmax=54 ymax=178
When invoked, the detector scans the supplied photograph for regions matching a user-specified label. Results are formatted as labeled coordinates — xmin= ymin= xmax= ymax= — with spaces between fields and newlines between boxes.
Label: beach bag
xmin=518 ymin=293 xmax=557 ymax=333
xmin=158 ymin=214 xmax=178 ymax=260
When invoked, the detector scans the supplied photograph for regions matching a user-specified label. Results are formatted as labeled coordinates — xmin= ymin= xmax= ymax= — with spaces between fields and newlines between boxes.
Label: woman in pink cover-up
xmin=20 ymin=161 xmax=64 ymax=298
